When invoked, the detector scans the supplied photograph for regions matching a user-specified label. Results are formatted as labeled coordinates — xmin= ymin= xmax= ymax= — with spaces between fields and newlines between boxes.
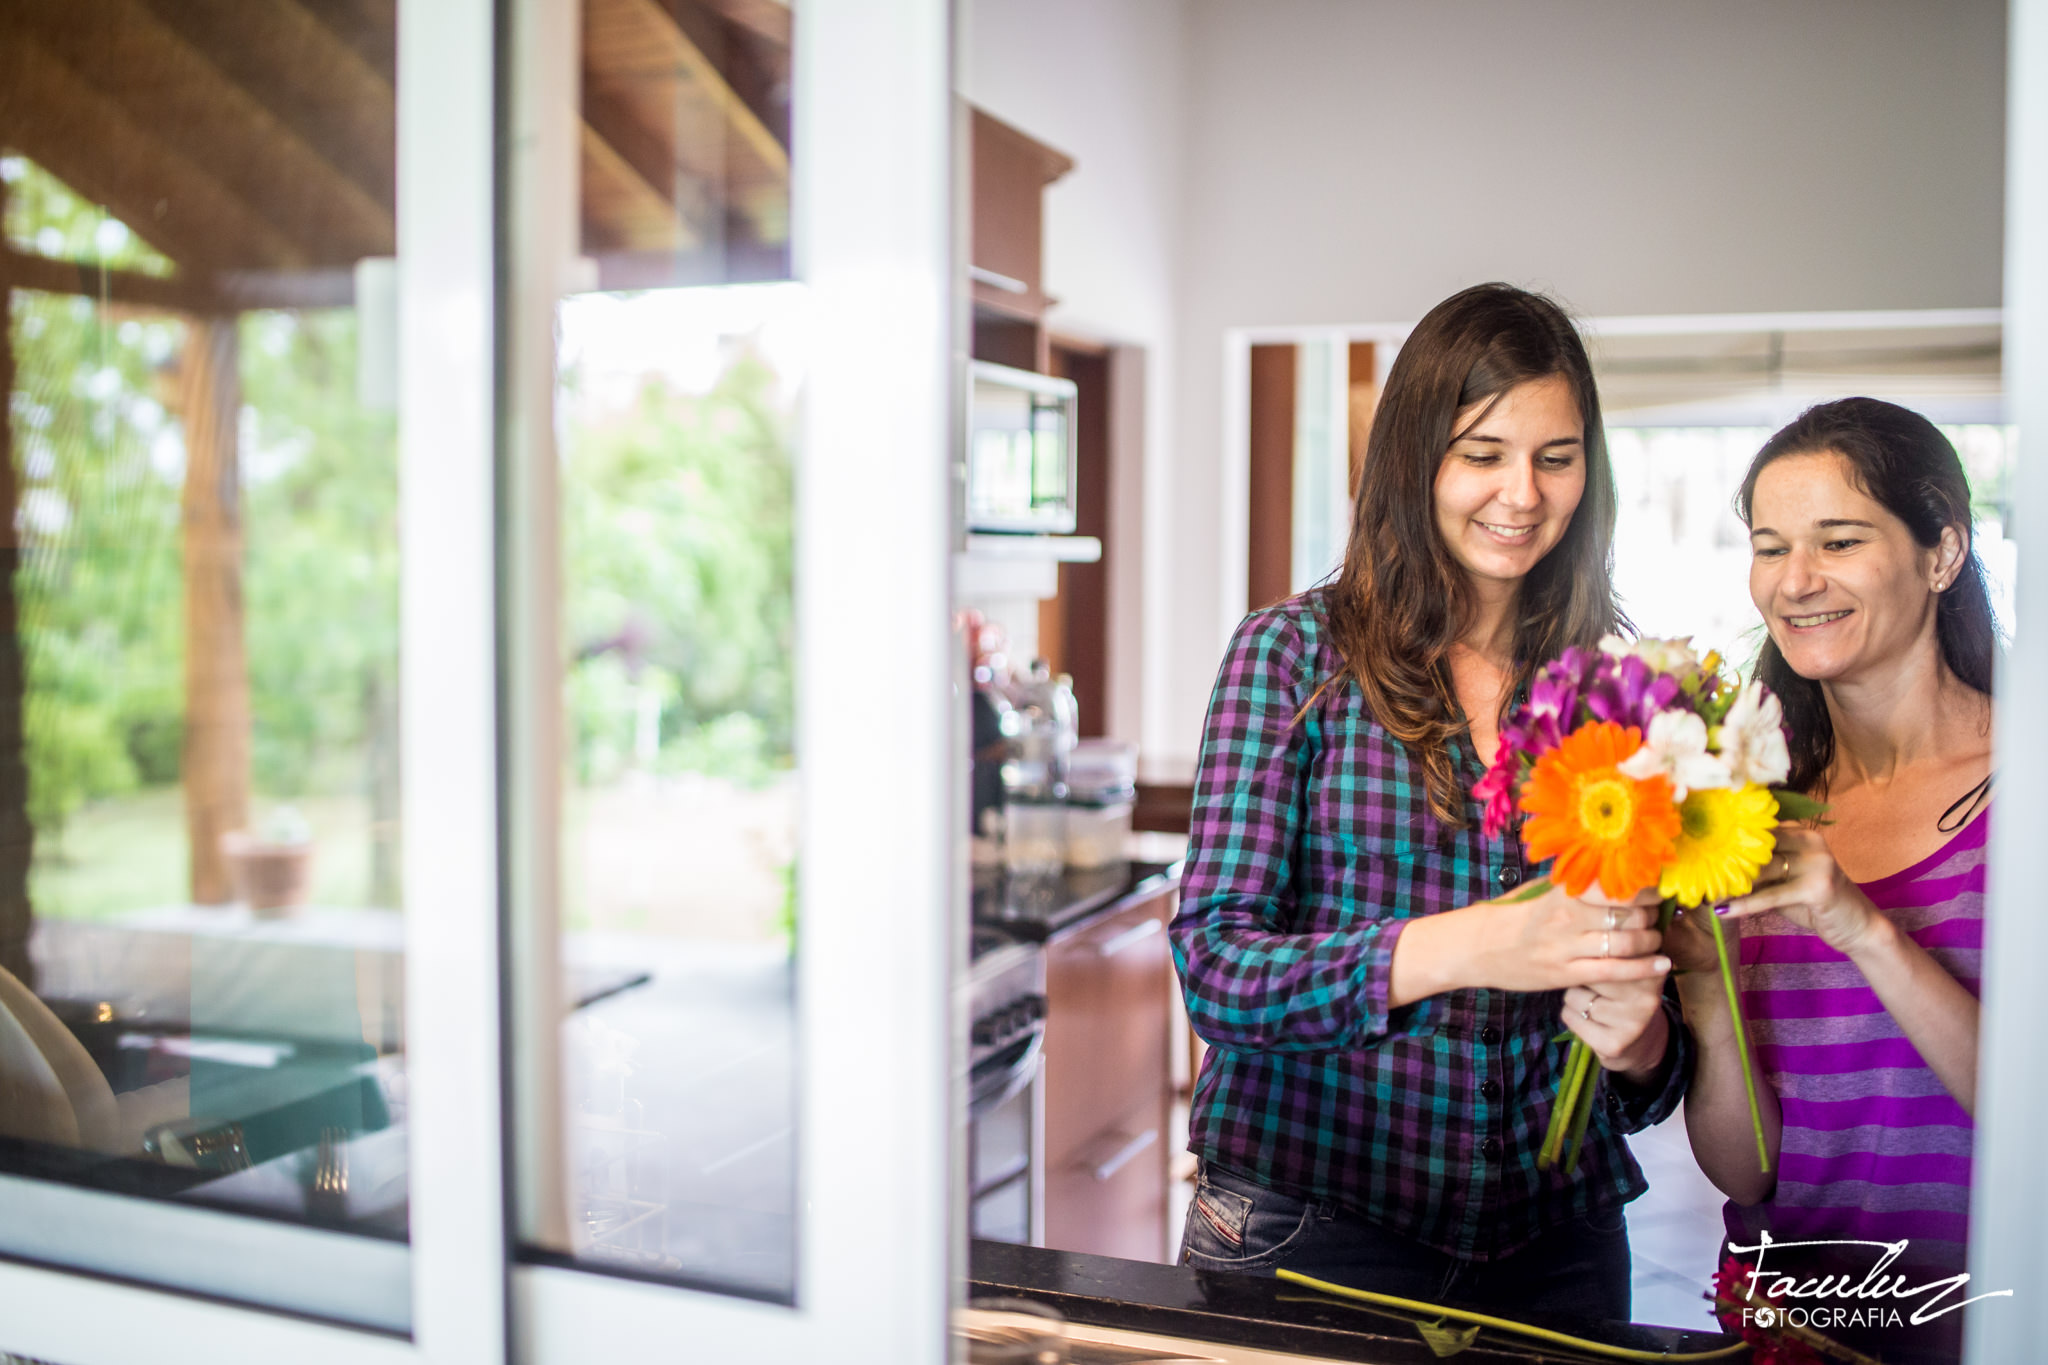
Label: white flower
xmin=1716 ymin=682 xmax=1791 ymax=788
xmin=1618 ymin=709 xmax=1732 ymax=800
xmin=1599 ymin=634 xmax=1704 ymax=677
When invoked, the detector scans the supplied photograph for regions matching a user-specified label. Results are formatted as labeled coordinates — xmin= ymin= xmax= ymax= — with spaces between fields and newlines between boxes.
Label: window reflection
xmin=1608 ymin=423 xmax=2018 ymax=662
xmin=0 ymin=0 xmax=407 ymax=1327
xmin=506 ymin=0 xmax=801 ymax=1303
xmin=534 ymin=286 xmax=803 ymax=1298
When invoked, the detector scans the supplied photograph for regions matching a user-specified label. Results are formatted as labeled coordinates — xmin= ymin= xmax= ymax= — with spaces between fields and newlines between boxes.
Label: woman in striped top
xmin=1670 ymin=398 xmax=1993 ymax=1357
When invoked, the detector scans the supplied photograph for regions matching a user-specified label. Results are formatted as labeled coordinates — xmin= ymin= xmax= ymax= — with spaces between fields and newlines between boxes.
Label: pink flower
xmin=1713 ymin=1254 xmax=1824 ymax=1365
xmin=1474 ymin=757 xmax=1520 ymax=841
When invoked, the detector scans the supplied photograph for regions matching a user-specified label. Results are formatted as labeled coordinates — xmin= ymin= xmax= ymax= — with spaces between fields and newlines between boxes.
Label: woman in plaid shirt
xmin=1172 ymin=284 xmax=1689 ymax=1321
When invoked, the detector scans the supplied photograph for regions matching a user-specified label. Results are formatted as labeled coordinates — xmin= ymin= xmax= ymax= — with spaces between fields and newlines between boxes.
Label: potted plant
xmin=220 ymin=806 xmax=316 ymax=918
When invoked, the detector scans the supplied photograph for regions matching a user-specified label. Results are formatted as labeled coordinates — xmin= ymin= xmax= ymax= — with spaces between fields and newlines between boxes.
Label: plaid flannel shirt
xmin=1171 ymin=595 xmax=1692 ymax=1262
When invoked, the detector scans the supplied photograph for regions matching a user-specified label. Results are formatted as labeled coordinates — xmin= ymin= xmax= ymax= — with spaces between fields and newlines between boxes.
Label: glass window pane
xmin=1607 ymin=422 xmax=2019 ymax=662
xmin=0 ymin=1 xmax=407 ymax=1329
xmin=509 ymin=0 xmax=800 ymax=1305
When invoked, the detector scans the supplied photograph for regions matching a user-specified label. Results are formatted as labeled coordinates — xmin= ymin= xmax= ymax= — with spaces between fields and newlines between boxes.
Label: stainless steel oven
xmin=965 ymin=929 xmax=1046 ymax=1244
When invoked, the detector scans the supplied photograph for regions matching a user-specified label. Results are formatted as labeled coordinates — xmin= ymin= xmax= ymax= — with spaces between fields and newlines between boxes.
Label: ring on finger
xmin=1606 ymin=906 xmax=1621 ymax=931
xmin=1602 ymin=930 xmax=1612 ymax=959
xmin=1582 ymin=1004 xmax=1594 ymax=1022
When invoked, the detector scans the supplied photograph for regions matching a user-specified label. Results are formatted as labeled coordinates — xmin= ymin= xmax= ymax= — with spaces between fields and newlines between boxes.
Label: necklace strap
xmin=1937 ymin=772 xmax=1994 ymax=833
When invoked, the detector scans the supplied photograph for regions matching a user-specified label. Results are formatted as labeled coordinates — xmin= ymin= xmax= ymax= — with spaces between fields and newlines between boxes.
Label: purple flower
xmin=1581 ymin=654 xmax=1682 ymax=733
xmin=1523 ymin=669 xmax=1579 ymax=755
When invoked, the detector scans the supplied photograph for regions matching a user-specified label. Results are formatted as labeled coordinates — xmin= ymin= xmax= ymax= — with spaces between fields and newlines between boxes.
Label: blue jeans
xmin=1179 ymin=1163 xmax=1633 ymax=1323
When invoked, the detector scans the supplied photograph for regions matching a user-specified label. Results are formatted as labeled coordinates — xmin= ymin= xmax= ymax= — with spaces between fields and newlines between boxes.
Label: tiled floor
xmin=1624 ymin=1116 xmax=1726 ymax=1331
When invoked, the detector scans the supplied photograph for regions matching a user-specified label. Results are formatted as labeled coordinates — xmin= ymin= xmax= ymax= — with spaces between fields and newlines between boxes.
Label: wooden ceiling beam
xmin=295 ymin=0 xmax=398 ymax=87
xmin=665 ymin=0 xmax=790 ymax=151
xmin=7 ymin=0 xmax=394 ymax=265
xmin=132 ymin=0 xmax=395 ymax=220
xmin=580 ymin=79 xmax=692 ymax=218
xmin=0 ymin=26 xmax=305 ymax=270
xmin=584 ymin=0 xmax=789 ymax=244
xmin=658 ymin=0 xmax=790 ymax=183
xmin=688 ymin=0 xmax=790 ymax=48
xmin=0 ymin=247 xmax=212 ymax=313
xmin=580 ymin=123 xmax=698 ymax=254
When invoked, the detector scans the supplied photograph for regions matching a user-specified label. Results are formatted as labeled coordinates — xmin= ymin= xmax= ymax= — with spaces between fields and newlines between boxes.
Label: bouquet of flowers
xmin=1473 ymin=636 xmax=1820 ymax=1174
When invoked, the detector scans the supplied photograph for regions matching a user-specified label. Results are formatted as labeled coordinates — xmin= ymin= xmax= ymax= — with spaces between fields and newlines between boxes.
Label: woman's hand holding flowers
xmin=1389 ymin=884 xmax=1668 ymax=1006
xmin=1472 ymin=883 xmax=1667 ymax=993
xmin=1562 ymin=978 xmax=1670 ymax=1082
xmin=1557 ymin=884 xmax=1672 ymax=1082
xmin=1659 ymin=902 xmax=1725 ymax=975
xmin=1720 ymin=824 xmax=1881 ymax=954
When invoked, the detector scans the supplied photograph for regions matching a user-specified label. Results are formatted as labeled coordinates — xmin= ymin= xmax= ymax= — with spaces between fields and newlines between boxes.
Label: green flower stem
xmin=1275 ymin=1270 xmax=1749 ymax=1362
xmin=1706 ymin=906 xmax=1772 ymax=1176
xmin=1541 ymin=1042 xmax=1579 ymax=1167
xmin=1541 ymin=1037 xmax=1596 ymax=1171
xmin=1564 ymin=1042 xmax=1601 ymax=1172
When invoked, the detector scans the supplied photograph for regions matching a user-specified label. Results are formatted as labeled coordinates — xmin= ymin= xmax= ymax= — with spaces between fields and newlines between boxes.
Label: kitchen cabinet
xmin=1040 ymin=881 xmax=1175 ymax=1262
xmin=970 ymin=107 xmax=1072 ymax=374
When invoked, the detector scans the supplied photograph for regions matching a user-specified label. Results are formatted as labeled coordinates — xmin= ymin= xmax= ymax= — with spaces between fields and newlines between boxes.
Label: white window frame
xmin=0 ymin=0 xmax=505 ymax=1359
xmin=0 ymin=0 xmax=958 ymax=1361
xmin=1966 ymin=0 xmax=2048 ymax=1356
xmin=507 ymin=0 xmax=959 ymax=1362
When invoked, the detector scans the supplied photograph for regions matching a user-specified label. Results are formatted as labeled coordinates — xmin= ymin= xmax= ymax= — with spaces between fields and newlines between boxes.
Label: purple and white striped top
xmin=1722 ymin=807 xmax=1985 ymax=1273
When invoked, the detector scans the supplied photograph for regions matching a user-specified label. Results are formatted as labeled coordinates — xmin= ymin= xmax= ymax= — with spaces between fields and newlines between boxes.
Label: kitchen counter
xmin=969 ymin=1239 xmax=1738 ymax=1364
xmin=973 ymin=858 xmax=1182 ymax=942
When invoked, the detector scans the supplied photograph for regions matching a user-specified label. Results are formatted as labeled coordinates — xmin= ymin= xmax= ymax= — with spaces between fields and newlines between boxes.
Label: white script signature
xmin=1729 ymin=1232 xmax=2014 ymax=1326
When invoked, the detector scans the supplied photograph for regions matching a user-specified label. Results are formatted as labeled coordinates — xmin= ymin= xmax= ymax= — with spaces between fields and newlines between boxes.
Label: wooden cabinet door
xmin=1041 ymin=886 xmax=1174 ymax=1261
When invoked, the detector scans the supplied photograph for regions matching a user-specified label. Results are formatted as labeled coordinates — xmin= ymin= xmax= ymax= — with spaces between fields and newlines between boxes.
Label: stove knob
xmin=972 ymin=1017 xmax=998 ymax=1046
xmin=1024 ymin=994 xmax=1046 ymax=1021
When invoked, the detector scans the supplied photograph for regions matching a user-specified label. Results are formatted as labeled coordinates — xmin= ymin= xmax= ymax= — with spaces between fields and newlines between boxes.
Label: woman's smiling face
xmin=1747 ymin=450 xmax=1961 ymax=684
xmin=1432 ymin=373 xmax=1587 ymax=593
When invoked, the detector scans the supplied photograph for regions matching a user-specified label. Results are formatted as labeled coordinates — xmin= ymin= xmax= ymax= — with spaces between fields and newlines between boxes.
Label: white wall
xmin=962 ymin=0 xmax=1188 ymax=767
xmin=969 ymin=0 xmax=2008 ymax=776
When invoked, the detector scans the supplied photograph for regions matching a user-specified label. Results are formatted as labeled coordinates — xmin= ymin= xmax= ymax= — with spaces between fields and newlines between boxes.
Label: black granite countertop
xmin=969 ymin=1240 xmax=1740 ymax=1363
xmin=972 ymin=859 xmax=1182 ymax=942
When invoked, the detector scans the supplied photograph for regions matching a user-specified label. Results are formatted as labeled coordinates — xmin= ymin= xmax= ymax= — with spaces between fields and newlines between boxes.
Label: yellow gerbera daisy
xmin=1658 ymin=784 xmax=1780 ymax=907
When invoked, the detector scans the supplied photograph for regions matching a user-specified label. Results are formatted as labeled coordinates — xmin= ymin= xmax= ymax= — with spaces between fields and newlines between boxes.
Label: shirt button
xmin=1480 ymin=1025 xmax=1501 ymax=1045
xmin=1480 ymin=1078 xmax=1501 ymax=1101
xmin=1481 ymin=1136 xmax=1502 ymax=1159
xmin=1498 ymin=864 xmax=1523 ymax=889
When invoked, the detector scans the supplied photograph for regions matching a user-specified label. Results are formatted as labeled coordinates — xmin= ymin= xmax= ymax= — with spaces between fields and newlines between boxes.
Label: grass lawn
xmin=32 ymin=774 xmax=790 ymax=942
xmin=31 ymin=786 xmax=385 ymax=920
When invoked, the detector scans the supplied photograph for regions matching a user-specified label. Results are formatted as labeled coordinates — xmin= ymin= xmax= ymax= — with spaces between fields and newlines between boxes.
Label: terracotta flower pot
xmin=220 ymin=831 xmax=315 ymax=917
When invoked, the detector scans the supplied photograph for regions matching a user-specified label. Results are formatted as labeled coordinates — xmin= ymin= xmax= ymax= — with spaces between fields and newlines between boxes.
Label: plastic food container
xmin=1063 ymin=798 xmax=1133 ymax=869
xmin=1003 ymin=799 xmax=1066 ymax=877
xmin=1067 ymin=739 xmax=1138 ymax=804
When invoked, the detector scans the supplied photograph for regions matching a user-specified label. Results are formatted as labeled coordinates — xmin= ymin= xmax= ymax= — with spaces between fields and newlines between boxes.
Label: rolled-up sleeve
xmin=1169 ymin=609 xmax=1411 ymax=1054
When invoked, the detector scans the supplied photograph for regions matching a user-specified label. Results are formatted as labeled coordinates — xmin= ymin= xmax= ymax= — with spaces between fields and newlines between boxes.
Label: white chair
xmin=0 ymin=964 xmax=120 ymax=1153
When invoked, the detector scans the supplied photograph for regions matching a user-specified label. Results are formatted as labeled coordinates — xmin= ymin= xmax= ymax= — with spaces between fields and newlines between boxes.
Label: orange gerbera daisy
xmin=1521 ymin=721 xmax=1681 ymax=900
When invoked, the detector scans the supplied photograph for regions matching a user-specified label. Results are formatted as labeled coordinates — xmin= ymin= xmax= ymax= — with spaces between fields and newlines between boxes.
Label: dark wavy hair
xmin=1315 ymin=283 xmax=1622 ymax=829
xmin=1736 ymin=397 xmax=1998 ymax=795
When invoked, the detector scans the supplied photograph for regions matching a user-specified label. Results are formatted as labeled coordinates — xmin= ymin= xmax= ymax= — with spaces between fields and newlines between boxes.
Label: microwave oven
xmin=965 ymin=360 xmax=1077 ymax=534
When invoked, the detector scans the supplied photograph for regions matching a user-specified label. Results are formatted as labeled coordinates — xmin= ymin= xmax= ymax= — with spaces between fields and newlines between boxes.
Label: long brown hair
xmin=1736 ymin=397 xmax=1998 ymax=795
xmin=1319 ymin=283 xmax=1621 ymax=828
